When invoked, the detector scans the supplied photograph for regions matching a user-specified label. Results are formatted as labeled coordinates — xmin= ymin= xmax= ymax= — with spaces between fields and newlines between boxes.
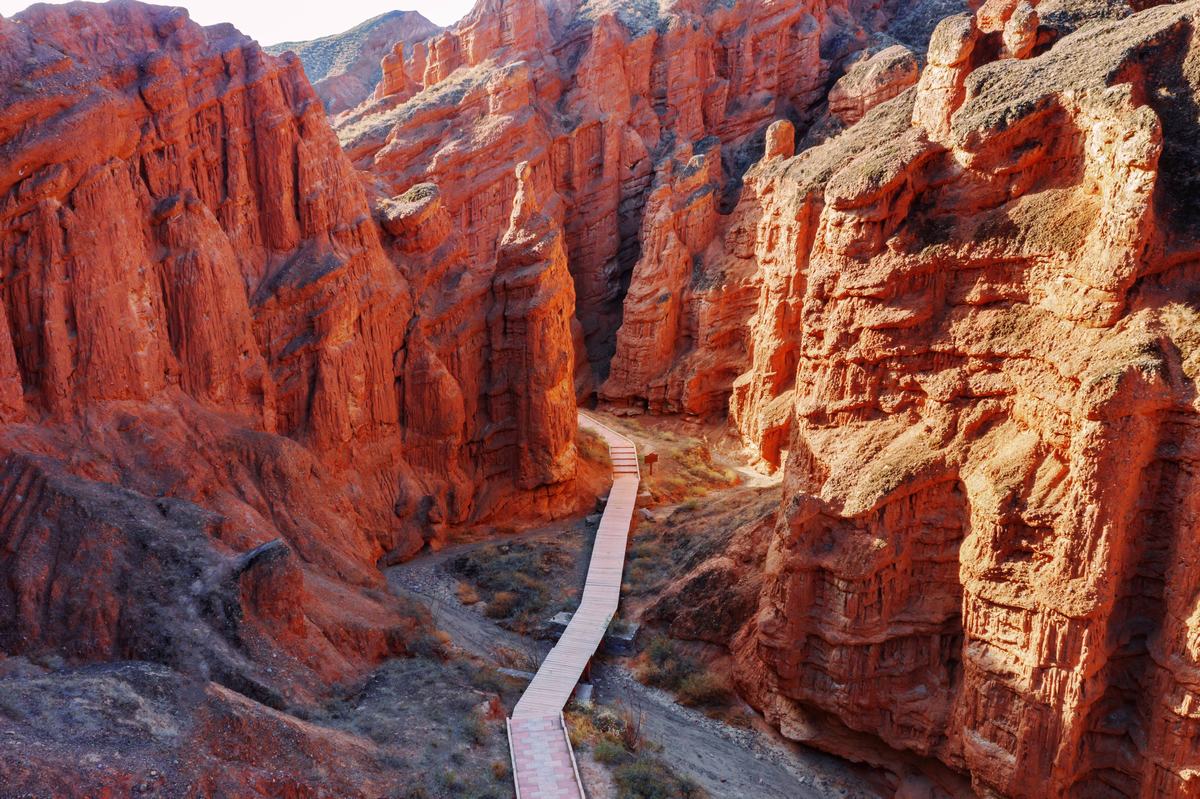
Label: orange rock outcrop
xmin=828 ymin=43 xmax=920 ymax=126
xmin=333 ymin=0 xmax=883 ymax=378
xmin=614 ymin=1 xmax=1200 ymax=796
xmin=6 ymin=0 xmax=1200 ymax=796
xmin=0 ymin=0 xmax=579 ymax=703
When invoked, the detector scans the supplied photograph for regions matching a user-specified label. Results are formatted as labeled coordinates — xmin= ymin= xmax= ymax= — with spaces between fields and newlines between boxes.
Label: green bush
xmin=635 ymin=636 xmax=700 ymax=692
xmin=646 ymin=636 xmax=674 ymax=665
xmin=593 ymin=738 xmax=628 ymax=765
xmin=614 ymin=756 xmax=706 ymax=799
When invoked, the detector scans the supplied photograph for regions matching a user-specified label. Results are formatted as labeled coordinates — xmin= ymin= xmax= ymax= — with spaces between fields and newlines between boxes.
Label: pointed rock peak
xmin=911 ymin=13 xmax=981 ymax=140
xmin=501 ymin=160 xmax=564 ymax=256
xmin=765 ymin=119 xmax=796 ymax=160
xmin=1003 ymin=1 xmax=1041 ymax=59
xmin=508 ymin=160 xmax=542 ymax=232
xmin=376 ymin=40 xmax=416 ymax=101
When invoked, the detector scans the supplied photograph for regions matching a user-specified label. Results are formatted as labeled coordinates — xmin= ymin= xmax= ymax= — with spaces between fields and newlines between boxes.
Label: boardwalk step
xmin=508 ymin=411 xmax=639 ymax=799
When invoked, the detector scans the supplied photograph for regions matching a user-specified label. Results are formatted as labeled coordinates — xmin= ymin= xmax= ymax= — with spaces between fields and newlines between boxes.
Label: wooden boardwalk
xmin=506 ymin=411 xmax=639 ymax=798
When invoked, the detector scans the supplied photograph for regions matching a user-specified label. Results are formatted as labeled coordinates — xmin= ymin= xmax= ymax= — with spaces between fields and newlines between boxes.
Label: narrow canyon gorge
xmin=0 ymin=0 xmax=1198 ymax=797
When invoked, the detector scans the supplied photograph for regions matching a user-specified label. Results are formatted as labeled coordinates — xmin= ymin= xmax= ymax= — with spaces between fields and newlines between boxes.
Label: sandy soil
xmin=387 ymin=513 xmax=888 ymax=799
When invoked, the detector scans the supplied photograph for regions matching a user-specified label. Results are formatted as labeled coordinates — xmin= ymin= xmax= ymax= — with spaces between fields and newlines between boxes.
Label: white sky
xmin=0 ymin=0 xmax=476 ymax=44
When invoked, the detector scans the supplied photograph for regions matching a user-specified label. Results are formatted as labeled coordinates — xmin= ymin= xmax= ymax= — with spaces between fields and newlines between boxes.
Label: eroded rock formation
xmin=828 ymin=43 xmax=920 ymax=125
xmin=5 ymin=0 xmax=1199 ymax=795
xmin=488 ymin=162 xmax=579 ymax=508
xmin=0 ymin=0 xmax=584 ymax=712
xmin=265 ymin=10 xmax=441 ymax=113
xmin=333 ymin=0 xmax=897 ymax=378
xmin=619 ymin=0 xmax=1200 ymax=795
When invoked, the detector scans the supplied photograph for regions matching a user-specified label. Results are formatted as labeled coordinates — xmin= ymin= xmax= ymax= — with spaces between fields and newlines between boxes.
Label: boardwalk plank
xmin=507 ymin=411 xmax=638 ymax=798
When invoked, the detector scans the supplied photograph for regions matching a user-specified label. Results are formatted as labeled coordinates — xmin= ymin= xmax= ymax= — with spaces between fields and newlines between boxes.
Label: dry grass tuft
xmin=577 ymin=427 xmax=611 ymax=466
xmin=456 ymin=582 xmax=481 ymax=605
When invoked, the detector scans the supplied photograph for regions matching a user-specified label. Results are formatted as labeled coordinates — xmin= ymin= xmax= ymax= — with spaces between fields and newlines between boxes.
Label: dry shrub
xmin=485 ymin=591 xmax=518 ymax=618
xmin=676 ymin=672 xmax=731 ymax=708
xmin=456 ymin=582 xmax=481 ymax=605
xmin=463 ymin=709 xmax=489 ymax=745
xmin=490 ymin=643 xmax=541 ymax=673
xmin=593 ymin=738 xmax=627 ymax=764
xmin=634 ymin=636 xmax=699 ymax=691
xmin=615 ymin=701 xmax=646 ymax=753
xmin=614 ymin=756 xmax=706 ymax=799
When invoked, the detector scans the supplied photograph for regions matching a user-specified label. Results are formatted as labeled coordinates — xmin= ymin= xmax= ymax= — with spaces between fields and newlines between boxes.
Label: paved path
xmin=506 ymin=411 xmax=639 ymax=799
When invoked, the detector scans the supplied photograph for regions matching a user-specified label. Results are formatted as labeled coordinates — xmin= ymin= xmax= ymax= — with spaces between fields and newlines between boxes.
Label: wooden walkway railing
xmin=506 ymin=410 xmax=639 ymax=798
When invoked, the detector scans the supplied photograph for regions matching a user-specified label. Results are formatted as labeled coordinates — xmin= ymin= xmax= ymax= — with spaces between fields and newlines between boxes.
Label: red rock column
xmin=489 ymin=162 xmax=579 ymax=496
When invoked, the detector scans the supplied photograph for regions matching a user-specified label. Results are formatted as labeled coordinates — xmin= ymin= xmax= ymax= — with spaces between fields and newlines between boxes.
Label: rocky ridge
xmin=608 ymin=0 xmax=1200 ymax=796
xmin=265 ymin=10 xmax=442 ymax=114
xmin=332 ymin=0 xmax=919 ymax=386
xmin=0 ymin=0 xmax=585 ymax=720
xmin=2 ymin=0 xmax=1199 ymax=797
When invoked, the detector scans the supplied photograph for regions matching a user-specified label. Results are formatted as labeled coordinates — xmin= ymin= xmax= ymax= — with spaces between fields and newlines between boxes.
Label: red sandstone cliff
xmin=615 ymin=1 xmax=1200 ymax=796
xmin=0 ymin=0 xmax=585 ymax=711
xmin=4 ymin=0 xmax=1200 ymax=796
xmin=332 ymin=0 xmax=902 ymax=385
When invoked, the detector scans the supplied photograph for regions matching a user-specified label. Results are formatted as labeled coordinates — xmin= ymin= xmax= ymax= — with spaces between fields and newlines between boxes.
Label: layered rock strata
xmin=619 ymin=1 xmax=1200 ymax=795
xmin=334 ymin=0 xmax=902 ymax=378
xmin=0 ymin=0 xmax=578 ymax=707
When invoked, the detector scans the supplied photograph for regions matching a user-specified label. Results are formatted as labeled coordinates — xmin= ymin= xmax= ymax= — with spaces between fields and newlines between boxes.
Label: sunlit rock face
xmin=6 ymin=0 xmax=1200 ymax=795
xmin=659 ymin=2 xmax=1200 ymax=796
xmin=0 ymin=0 xmax=588 ymax=710
xmin=333 ymin=0 xmax=909 ymax=384
xmin=828 ymin=43 xmax=920 ymax=126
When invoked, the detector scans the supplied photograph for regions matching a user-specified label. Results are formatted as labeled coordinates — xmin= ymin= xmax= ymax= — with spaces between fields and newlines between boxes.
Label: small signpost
xmin=643 ymin=451 xmax=658 ymax=475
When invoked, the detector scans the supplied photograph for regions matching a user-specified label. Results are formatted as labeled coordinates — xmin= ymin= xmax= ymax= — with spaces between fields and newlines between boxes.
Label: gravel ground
xmin=386 ymin=523 xmax=886 ymax=799
xmin=592 ymin=664 xmax=882 ymax=799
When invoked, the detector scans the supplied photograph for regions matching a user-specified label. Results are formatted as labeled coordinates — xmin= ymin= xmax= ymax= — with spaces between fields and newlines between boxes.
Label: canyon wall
xmin=331 ymin=0 xmax=912 ymax=383
xmin=624 ymin=1 xmax=1200 ymax=796
xmin=4 ymin=0 xmax=1198 ymax=796
xmin=0 ymin=0 xmax=583 ymax=710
